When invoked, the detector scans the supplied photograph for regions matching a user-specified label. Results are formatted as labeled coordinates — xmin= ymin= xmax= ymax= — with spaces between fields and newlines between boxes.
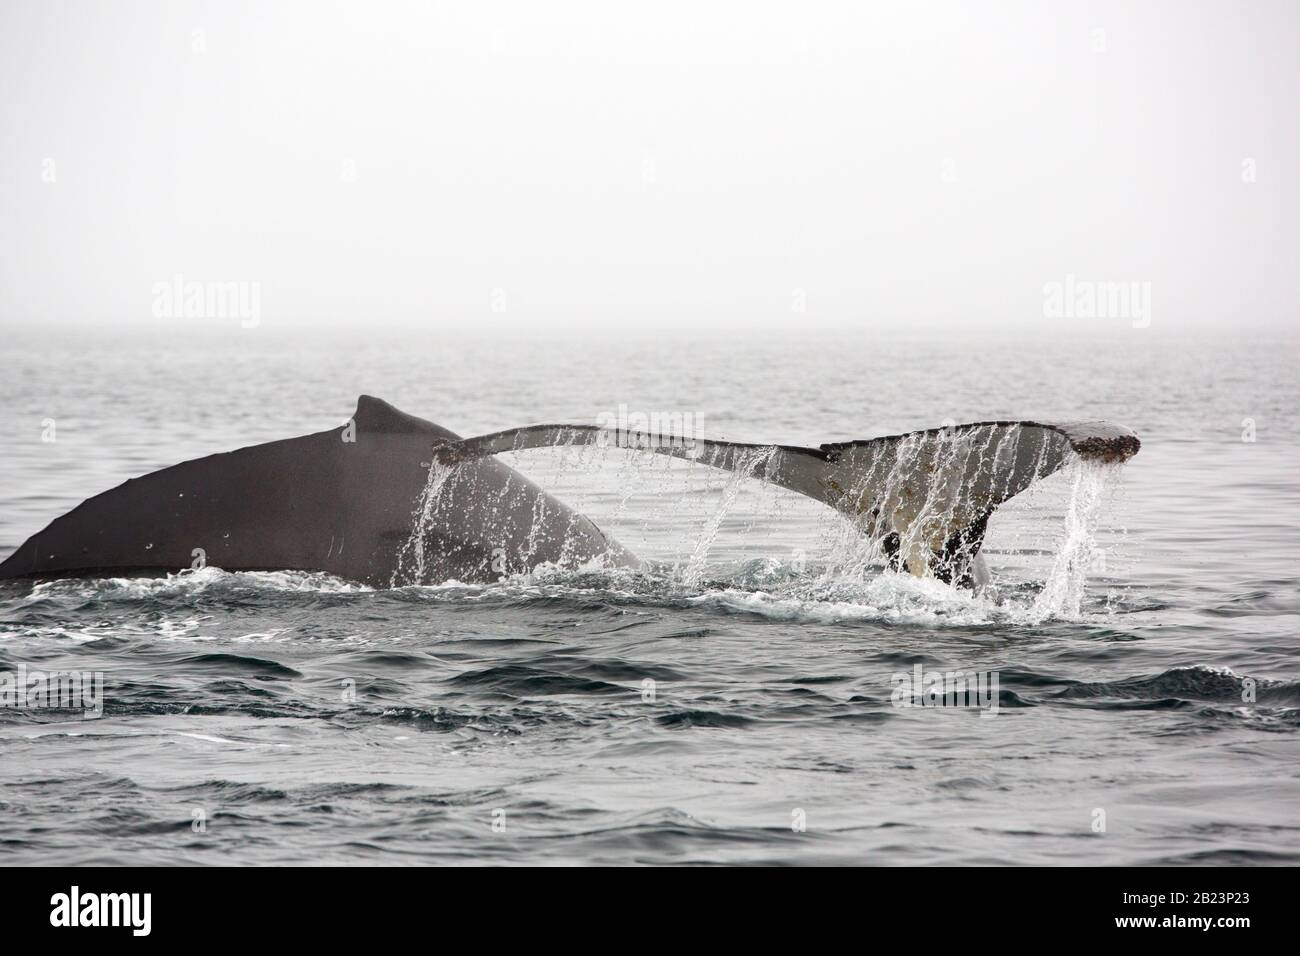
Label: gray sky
xmin=2 ymin=0 xmax=1296 ymax=332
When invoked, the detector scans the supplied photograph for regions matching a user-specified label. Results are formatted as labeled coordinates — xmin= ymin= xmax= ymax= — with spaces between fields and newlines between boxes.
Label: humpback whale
xmin=0 ymin=396 xmax=1139 ymax=590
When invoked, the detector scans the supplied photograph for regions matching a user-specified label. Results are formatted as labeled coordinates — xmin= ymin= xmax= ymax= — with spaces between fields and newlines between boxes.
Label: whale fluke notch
xmin=434 ymin=418 xmax=1141 ymax=588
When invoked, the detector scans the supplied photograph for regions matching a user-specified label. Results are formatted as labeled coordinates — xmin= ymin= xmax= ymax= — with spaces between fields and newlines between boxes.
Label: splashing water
xmin=381 ymin=436 xmax=1126 ymax=626
xmin=1026 ymin=458 xmax=1124 ymax=621
xmin=678 ymin=446 xmax=776 ymax=587
xmin=391 ymin=460 xmax=457 ymax=587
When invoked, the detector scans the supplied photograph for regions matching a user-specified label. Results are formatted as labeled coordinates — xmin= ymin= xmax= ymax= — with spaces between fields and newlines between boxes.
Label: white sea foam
xmin=19 ymin=567 xmax=369 ymax=603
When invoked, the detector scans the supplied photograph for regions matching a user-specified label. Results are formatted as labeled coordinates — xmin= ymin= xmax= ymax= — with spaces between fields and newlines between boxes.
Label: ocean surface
xmin=1 ymin=321 xmax=1297 ymax=865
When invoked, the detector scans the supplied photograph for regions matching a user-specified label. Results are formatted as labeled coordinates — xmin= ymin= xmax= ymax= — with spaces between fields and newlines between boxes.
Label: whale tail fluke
xmin=434 ymin=419 xmax=1140 ymax=589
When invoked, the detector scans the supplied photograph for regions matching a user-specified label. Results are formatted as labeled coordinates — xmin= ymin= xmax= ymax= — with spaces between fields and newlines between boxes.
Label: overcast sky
xmin=1 ymin=0 xmax=1296 ymax=332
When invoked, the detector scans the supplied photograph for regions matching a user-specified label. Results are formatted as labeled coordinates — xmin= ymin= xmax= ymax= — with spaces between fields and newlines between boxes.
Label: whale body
xmin=0 ymin=396 xmax=636 ymax=587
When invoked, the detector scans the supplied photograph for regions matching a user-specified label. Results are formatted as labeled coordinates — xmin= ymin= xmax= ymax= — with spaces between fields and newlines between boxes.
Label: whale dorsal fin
xmin=353 ymin=395 xmax=459 ymax=441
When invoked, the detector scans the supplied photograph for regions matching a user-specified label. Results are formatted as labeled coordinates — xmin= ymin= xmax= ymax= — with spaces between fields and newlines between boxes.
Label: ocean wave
xmin=1053 ymin=664 xmax=1300 ymax=705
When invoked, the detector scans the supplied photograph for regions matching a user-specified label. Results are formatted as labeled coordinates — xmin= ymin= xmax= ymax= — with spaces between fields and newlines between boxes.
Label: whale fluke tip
xmin=1053 ymin=421 xmax=1141 ymax=463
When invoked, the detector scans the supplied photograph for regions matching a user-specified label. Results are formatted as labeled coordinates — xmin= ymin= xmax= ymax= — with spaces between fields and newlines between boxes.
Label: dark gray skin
xmin=0 ymin=396 xmax=638 ymax=587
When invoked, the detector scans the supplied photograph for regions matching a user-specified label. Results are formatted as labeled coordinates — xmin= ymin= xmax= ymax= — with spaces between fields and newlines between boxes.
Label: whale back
xmin=0 ymin=396 xmax=635 ymax=586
